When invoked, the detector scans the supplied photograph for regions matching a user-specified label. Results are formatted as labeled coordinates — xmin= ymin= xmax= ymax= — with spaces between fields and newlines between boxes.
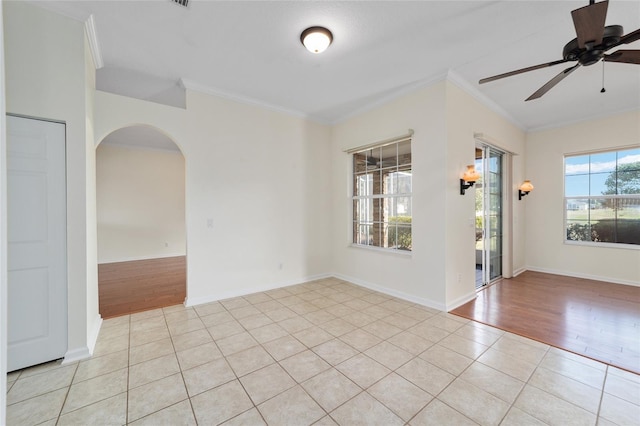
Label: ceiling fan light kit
xmin=479 ymin=0 xmax=640 ymax=101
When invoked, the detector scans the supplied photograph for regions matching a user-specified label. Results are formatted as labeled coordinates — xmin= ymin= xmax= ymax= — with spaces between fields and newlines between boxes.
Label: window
xmin=565 ymin=147 xmax=640 ymax=246
xmin=352 ymin=139 xmax=412 ymax=251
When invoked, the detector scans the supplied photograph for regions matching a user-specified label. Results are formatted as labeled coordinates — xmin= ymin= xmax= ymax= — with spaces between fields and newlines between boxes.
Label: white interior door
xmin=7 ymin=115 xmax=67 ymax=372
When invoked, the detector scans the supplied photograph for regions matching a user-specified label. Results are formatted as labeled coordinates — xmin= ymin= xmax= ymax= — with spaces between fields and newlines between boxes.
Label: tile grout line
xmin=125 ymin=313 xmax=131 ymax=425
xmin=53 ymin=360 xmax=78 ymax=425
xmin=595 ymin=364 xmax=609 ymax=425
xmin=501 ymin=344 xmax=551 ymax=425
xmin=178 ymin=307 xmax=203 ymax=426
xmin=205 ymin=300 xmax=272 ymax=425
xmin=8 ymin=278 xmax=637 ymax=425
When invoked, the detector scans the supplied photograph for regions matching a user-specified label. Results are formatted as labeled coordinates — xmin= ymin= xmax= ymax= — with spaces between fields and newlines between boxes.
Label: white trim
xmin=0 ymin=4 xmax=7 ymax=422
xmin=526 ymin=266 xmax=639 ymax=287
xmin=62 ymin=310 xmax=101 ymax=367
xmin=563 ymin=240 xmax=640 ymax=251
xmin=446 ymin=70 xmax=524 ymax=131
xmin=62 ymin=346 xmax=91 ymax=365
xmin=513 ymin=267 xmax=527 ymax=277
xmin=179 ymin=78 xmax=327 ymax=124
xmin=474 ymin=133 xmax=518 ymax=156
xmin=335 ymin=69 xmax=526 ymax=130
xmin=98 ymin=253 xmax=186 ymax=265
xmin=445 ymin=291 xmax=477 ymax=312
xmin=527 ymin=106 xmax=640 ymax=133
xmin=84 ymin=15 xmax=103 ymax=70
xmin=87 ymin=315 xmax=103 ymax=356
xmin=563 ymin=142 xmax=640 ymax=158
xmin=100 ymin=140 xmax=181 ymax=154
xmin=348 ymin=244 xmax=413 ymax=258
xmin=333 ymin=273 xmax=446 ymax=312
xmin=343 ymin=130 xmax=413 ymax=154
xmin=334 ymin=74 xmax=446 ymax=125
xmin=184 ymin=273 xmax=332 ymax=307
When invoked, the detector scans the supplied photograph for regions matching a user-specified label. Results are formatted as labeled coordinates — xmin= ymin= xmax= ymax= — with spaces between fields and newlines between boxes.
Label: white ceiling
xmin=33 ymin=0 xmax=640 ymax=132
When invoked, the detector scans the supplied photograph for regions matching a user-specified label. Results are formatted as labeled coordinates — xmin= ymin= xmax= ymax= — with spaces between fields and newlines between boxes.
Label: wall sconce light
xmin=300 ymin=26 xmax=333 ymax=54
xmin=460 ymin=165 xmax=480 ymax=195
xmin=518 ymin=180 xmax=534 ymax=200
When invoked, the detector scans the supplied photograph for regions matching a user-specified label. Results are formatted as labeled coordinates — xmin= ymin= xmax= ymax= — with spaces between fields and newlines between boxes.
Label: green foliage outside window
xmin=388 ymin=216 xmax=412 ymax=250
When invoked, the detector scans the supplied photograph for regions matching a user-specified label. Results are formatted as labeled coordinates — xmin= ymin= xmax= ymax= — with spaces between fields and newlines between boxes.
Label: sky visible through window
xmin=565 ymin=148 xmax=640 ymax=197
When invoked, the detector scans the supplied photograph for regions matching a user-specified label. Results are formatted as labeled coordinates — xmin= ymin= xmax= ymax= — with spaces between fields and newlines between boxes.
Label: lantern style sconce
xmin=460 ymin=165 xmax=480 ymax=195
xmin=518 ymin=180 xmax=534 ymax=200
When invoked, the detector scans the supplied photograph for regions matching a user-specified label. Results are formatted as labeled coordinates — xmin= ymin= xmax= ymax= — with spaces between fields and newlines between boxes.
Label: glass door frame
xmin=476 ymin=143 xmax=506 ymax=289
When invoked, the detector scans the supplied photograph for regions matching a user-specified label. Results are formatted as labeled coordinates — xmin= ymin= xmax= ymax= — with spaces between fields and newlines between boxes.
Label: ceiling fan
xmin=479 ymin=0 xmax=640 ymax=101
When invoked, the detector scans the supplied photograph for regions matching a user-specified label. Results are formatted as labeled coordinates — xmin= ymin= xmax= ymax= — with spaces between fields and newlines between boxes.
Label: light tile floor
xmin=6 ymin=277 xmax=640 ymax=425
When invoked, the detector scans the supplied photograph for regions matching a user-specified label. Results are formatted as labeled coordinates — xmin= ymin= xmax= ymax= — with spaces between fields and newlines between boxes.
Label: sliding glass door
xmin=475 ymin=145 xmax=503 ymax=288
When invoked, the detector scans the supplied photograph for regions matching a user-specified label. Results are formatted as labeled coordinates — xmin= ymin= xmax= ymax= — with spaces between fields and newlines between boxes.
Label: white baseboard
xmin=98 ymin=253 xmax=186 ymax=264
xmin=333 ymin=273 xmax=446 ymax=312
xmin=62 ymin=346 xmax=91 ymax=365
xmin=525 ymin=266 xmax=640 ymax=287
xmin=87 ymin=314 xmax=103 ymax=355
xmin=62 ymin=314 xmax=103 ymax=364
xmin=185 ymin=273 xmax=332 ymax=307
xmin=445 ymin=291 xmax=477 ymax=311
xmin=513 ymin=267 xmax=527 ymax=277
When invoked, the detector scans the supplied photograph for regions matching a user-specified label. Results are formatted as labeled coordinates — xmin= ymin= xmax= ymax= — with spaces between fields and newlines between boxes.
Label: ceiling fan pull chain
xmin=601 ymin=59 xmax=606 ymax=93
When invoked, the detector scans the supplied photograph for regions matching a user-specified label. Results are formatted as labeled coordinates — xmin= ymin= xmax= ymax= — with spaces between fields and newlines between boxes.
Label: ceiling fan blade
xmin=525 ymin=63 xmax=581 ymax=101
xmin=605 ymin=50 xmax=640 ymax=64
xmin=479 ymin=59 xmax=570 ymax=84
xmin=618 ymin=28 xmax=640 ymax=46
xmin=571 ymin=0 xmax=608 ymax=48
xmin=603 ymin=28 xmax=640 ymax=51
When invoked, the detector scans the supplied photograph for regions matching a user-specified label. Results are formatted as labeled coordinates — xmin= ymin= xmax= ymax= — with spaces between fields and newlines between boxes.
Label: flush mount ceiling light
xmin=300 ymin=26 xmax=333 ymax=54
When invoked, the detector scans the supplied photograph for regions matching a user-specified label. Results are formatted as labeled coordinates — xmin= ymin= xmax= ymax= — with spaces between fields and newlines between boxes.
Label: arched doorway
xmin=96 ymin=125 xmax=186 ymax=318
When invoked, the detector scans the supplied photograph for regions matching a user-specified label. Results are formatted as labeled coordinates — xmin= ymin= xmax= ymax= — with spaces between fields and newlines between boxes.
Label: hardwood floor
xmin=451 ymin=271 xmax=640 ymax=374
xmin=98 ymin=256 xmax=186 ymax=319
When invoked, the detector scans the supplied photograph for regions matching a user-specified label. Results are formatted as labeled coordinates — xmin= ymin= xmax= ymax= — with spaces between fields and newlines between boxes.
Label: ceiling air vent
xmin=171 ymin=0 xmax=188 ymax=7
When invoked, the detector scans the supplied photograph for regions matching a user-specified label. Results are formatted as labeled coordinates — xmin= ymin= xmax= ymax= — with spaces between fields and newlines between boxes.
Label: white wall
xmin=330 ymin=80 xmax=526 ymax=310
xmin=331 ymin=83 xmax=449 ymax=309
xmin=97 ymin=143 xmax=186 ymax=263
xmin=94 ymin=89 xmax=333 ymax=305
xmin=525 ymin=111 xmax=640 ymax=286
xmin=444 ymin=81 xmax=526 ymax=306
xmin=4 ymin=1 xmax=99 ymax=363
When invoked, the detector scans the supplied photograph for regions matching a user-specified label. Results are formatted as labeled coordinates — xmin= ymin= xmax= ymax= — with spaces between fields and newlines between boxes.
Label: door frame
xmin=474 ymin=134 xmax=515 ymax=286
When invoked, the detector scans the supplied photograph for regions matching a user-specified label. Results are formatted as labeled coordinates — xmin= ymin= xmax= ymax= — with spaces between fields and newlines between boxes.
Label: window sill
xmin=349 ymin=244 xmax=413 ymax=257
xmin=564 ymin=240 xmax=640 ymax=250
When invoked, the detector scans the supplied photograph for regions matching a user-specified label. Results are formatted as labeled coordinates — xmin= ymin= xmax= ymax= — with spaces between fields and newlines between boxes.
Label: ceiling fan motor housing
xmin=563 ymin=25 xmax=623 ymax=65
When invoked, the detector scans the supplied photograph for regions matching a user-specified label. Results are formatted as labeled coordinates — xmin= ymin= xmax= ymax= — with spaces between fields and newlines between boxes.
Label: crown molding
xmin=179 ymin=78 xmax=331 ymax=125
xmin=85 ymin=14 xmax=104 ymax=69
xmin=332 ymin=73 xmax=448 ymax=125
xmin=446 ymin=69 xmax=525 ymax=131
xmin=527 ymin=105 xmax=640 ymax=133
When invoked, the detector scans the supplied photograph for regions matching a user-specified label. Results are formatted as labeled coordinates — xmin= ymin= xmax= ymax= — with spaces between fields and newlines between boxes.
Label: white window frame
xmin=564 ymin=147 xmax=640 ymax=249
xmin=348 ymin=134 xmax=412 ymax=253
